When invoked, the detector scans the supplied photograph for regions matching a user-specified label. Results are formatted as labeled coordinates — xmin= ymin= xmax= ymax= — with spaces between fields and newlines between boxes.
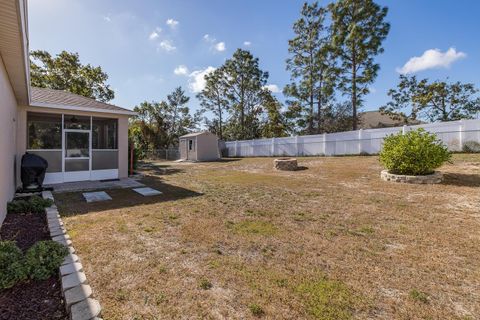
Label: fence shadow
xmin=442 ymin=173 xmax=480 ymax=187
xmin=54 ymin=174 xmax=202 ymax=216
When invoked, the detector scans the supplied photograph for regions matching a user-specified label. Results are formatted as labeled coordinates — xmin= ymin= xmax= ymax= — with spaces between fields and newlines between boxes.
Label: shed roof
xmin=30 ymin=87 xmax=136 ymax=116
xmin=180 ymin=131 xmax=215 ymax=138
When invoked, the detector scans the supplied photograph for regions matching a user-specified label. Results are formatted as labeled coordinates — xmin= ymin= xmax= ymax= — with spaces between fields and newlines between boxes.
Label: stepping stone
xmin=132 ymin=187 xmax=163 ymax=196
xmin=83 ymin=191 xmax=112 ymax=203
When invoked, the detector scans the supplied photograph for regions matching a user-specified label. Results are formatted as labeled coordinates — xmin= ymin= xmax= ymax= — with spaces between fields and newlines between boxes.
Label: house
xmin=0 ymin=0 xmax=135 ymax=224
xmin=358 ymin=110 xmax=424 ymax=129
xmin=179 ymin=132 xmax=220 ymax=161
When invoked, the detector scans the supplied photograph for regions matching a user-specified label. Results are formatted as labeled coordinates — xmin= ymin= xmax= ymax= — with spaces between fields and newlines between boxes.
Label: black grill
xmin=20 ymin=153 xmax=48 ymax=190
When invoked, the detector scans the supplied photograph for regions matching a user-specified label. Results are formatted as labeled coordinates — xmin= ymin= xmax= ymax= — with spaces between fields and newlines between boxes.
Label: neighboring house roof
xmin=0 ymin=0 xmax=30 ymax=105
xmin=358 ymin=110 xmax=424 ymax=129
xmin=30 ymin=87 xmax=136 ymax=116
xmin=180 ymin=131 xmax=216 ymax=138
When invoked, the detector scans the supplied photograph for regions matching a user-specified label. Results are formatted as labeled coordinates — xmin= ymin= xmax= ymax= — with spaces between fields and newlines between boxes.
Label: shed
xmin=179 ymin=132 xmax=220 ymax=161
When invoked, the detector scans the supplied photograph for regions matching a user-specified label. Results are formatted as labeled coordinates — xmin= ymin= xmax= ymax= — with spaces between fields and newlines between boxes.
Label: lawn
xmin=54 ymin=154 xmax=480 ymax=319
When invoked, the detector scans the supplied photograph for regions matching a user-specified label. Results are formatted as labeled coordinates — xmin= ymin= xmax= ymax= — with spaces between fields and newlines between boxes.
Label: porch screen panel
xmin=65 ymin=159 xmax=89 ymax=172
xmin=27 ymin=151 xmax=62 ymax=173
xmin=27 ymin=112 xmax=62 ymax=172
xmin=27 ymin=112 xmax=62 ymax=149
xmin=92 ymin=151 xmax=118 ymax=170
xmin=92 ymin=118 xmax=118 ymax=170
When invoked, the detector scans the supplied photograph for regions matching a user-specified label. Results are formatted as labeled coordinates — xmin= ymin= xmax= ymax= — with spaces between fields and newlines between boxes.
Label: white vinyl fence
xmin=224 ymin=119 xmax=480 ymax=157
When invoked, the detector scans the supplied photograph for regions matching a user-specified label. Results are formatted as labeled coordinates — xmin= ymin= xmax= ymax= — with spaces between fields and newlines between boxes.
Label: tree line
xmin=30 ymin=0 xmax=480 ymax=151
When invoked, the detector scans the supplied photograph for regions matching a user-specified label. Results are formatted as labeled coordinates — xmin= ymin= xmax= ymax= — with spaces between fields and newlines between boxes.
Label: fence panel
xmin=224 ymin=119 xmax=480 ymax=157
xmin=145 ymin=149 xmax=180 ymax=161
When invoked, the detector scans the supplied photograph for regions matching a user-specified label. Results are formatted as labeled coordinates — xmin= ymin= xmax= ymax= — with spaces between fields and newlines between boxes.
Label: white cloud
xmin=174 ymin=65 xmax=189 ymax=76
xmin=103 ymin=15 xmax=111 ymax=22
xmin=397 ymin=47 xmax=466 ymax=74
xmin=158 ymin=40 xmax=176 ymax=52
xmin=203 ymin=34 xmax=215 ymax=43
xmin=166 ymin=18 xmax=179 ymax=28
xmin=203 ymin=34 xmax=226 ymax=53
xmin=148 ymin=27 xmax=162 ymax=40
xmin=263 ymin=84 xmax=281 ymax=93
xmin=214 ymin=42 xmax=226 ymax=52
xmin=243 ymin=41 xmax=252 ymax=46
xmin=188 ymin=66 xmax=216 ymax=93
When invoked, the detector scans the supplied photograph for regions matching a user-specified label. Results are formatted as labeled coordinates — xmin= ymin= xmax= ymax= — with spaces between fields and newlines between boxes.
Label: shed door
xmin=187 ymin=139 xmax=196 ymax=160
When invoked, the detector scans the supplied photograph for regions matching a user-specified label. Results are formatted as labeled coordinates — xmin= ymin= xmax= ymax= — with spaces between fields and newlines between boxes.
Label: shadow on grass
xmin=139 ymin=162 xmax=185 ymax=176
xmin=442 ymin=173 xmax=480 ymax=187
xmin=54 ymin=174 xmax=202 ymax=216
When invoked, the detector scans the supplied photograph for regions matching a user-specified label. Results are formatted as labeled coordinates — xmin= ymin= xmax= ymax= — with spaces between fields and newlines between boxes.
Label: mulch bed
xmin=0 ymin=211 xmax=68 ymax=320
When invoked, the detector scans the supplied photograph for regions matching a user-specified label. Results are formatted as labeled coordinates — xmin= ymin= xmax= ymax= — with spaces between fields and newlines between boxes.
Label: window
xmin=189 ymin=139 xmax=195 ymax=151
xmin=27 ymin=112 xmax=62 ymax=149
xmin=64 ymin=114 xmax=90 ymax=130
xmin=92 ymin=118 xmax=118 ymax=149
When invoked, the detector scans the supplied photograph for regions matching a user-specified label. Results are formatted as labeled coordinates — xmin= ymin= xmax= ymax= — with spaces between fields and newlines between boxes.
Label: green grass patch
xmin=409 ymin=289 xmax=429 ymax=304
xmin=199 ymin=278 xmax=213 ymax=290
xmin=229 ymin=220 xmax=278 ymax=236
xmin=297 ymin=276 xmax=356 ymax=320
xmin=248 ymin=303 xmax=265 ymax=317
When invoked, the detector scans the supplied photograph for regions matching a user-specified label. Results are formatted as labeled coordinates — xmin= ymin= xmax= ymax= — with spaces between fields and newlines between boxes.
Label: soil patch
xmin=0 ymin=211 xmax=67 ymax=320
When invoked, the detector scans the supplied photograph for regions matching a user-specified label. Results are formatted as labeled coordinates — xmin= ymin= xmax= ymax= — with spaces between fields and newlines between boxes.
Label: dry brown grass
xmin=54 ymin=154 xmax=480 ymax=320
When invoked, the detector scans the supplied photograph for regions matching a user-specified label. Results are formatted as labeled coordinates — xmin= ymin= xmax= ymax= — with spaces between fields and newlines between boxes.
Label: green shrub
xmin=7 ymin=195 xmax=53 ymax=214
xmin=379 ymin=129 xmax=451 ymax=175
xmin=463 ymin=140 xmax=480 ymax=153
xmin=24 ymin=241 xmax=68 ymax=281
xmin=0 ymin=241 xmax=27 ymax=289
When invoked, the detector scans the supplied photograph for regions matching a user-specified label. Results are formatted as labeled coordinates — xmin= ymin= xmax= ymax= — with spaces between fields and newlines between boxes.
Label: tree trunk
xmin=218 ymin=106 xmax=223 ymax=140
xmin=352 ymin=58 xmax=358 ymax=131
xmin=317 ymin=78 xmax=323 ymax=134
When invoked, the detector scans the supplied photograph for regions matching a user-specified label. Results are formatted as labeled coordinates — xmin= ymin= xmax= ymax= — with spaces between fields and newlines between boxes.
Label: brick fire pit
xmin=274 ymin=158 xmax=298 ymax=171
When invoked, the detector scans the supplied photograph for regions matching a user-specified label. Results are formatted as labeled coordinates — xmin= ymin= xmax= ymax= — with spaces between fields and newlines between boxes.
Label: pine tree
xmin=329 ymin=0 xmax=390 ymax=130
xmin=222 ymin=49 xmax=269 ymax=140
xmin=285 ymin=2 xmax=337 ymax=134
xmin=197 ymin=68 xmax=229 ymax=140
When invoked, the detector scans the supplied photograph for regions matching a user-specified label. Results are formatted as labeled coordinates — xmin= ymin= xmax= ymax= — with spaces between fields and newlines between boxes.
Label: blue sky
xmin=28 ymin=0 xmax=480 ymax=114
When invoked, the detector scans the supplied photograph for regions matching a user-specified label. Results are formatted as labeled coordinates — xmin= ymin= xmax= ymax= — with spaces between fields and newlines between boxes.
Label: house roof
xmin=180 ymin=131 xmax=215 ymax=138
xmin=358 ymin=111 xmax=424 ymax=129
xmin=0 ymin=0 xmax=30 ymax=105
xmin=30 ymin=87 xmax=136 ymax=116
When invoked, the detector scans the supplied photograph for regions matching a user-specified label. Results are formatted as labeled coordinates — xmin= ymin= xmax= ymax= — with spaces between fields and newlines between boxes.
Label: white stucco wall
xmin=0 ymin=56 xmax=18 ymax=224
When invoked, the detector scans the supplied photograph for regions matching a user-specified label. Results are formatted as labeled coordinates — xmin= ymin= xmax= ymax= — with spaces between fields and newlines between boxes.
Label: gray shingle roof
xmin=30 ymin=87 xmax=136 ymax=115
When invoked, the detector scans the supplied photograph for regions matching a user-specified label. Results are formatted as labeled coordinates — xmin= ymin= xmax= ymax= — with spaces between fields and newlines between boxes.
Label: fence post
xmin=271 ymin=138 xmax=276 ymax=156
xmin=402 ymin=125 xmax=408 ymax=135
xmin=295 ymin=135 xmax=299 ymax=156
xmin=358 ymin=129 xmax=363 ymax=154
xmin=323 ymin=133 xmax=327 ymax=156
xmin=235 ymin=140 xmax=239 ymax=157
xmin=459 ymin=119 xmax=464 ymax=151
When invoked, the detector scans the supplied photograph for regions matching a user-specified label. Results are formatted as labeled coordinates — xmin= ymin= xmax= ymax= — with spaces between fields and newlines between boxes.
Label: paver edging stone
xmin=380 ymin=170 xmax=443 ymax=184
xmin=43 ymin=191 xmax=102 ymax=319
